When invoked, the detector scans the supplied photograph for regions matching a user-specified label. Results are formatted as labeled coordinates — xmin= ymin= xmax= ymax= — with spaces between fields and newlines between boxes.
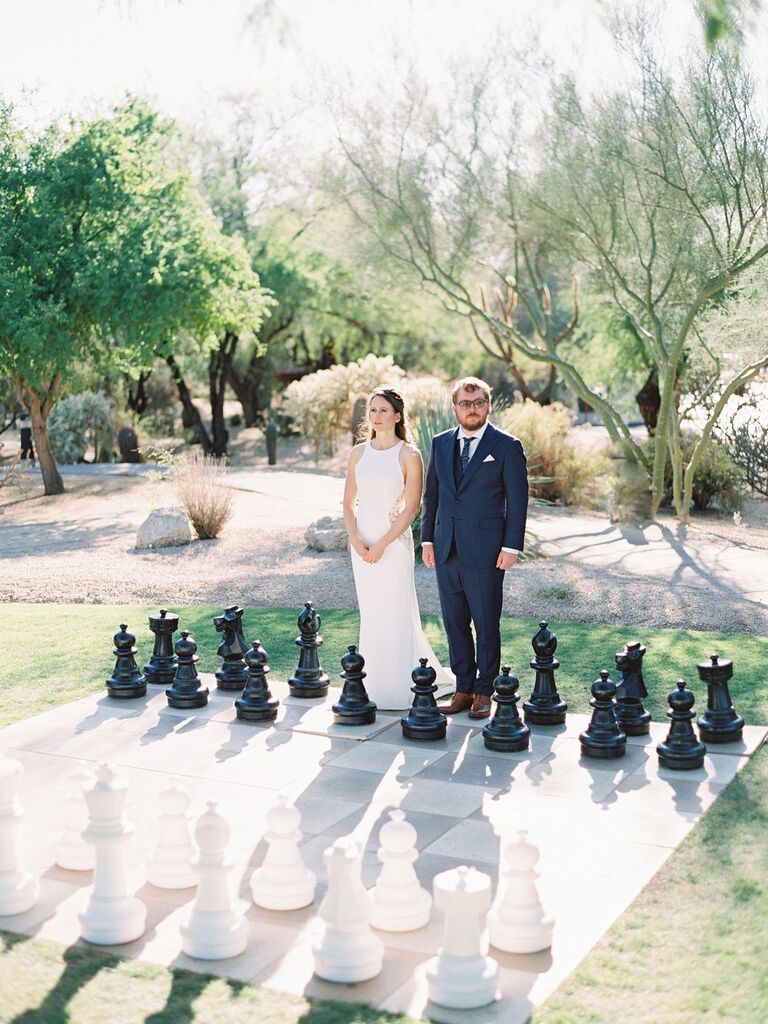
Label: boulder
xmin=305 ymin=516 xmax=348 ymax=552
xmin=136 ymin=507 xmax=193 ymax=549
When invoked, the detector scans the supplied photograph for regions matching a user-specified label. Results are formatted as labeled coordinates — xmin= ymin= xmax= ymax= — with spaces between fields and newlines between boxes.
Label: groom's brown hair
xmin=451 ymin=377 xmax=492 ymax=403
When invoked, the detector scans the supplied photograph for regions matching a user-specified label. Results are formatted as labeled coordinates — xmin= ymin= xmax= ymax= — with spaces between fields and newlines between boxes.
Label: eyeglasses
xmin=454 ymin=398 xmax=489 ymax=410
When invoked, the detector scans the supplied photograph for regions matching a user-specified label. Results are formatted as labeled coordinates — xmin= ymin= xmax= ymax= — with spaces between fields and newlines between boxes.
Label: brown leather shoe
xmin=439 ymin=692 xmax=474 ymax=715
xmin=468 ymin=694 xmax=492 ymax=719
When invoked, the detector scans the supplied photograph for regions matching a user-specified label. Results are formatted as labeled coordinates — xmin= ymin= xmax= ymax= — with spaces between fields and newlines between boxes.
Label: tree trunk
xmin=25 ymin=386 xmax=64 ymax=495
xmin=165 ymin=353 xmax=213 ymax=453
xmin=126 ymin=371 xmax=151 ymax=416
xmin=208 ymin=331 xmax=238 ymax=458
xmin=227 ymin=352 xmax=266 ymax=427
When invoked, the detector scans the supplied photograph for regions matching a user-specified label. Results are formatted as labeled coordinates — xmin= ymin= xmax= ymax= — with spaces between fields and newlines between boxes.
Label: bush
xmin=171 ymin=451 xmax=233 ymax=539
xmin=229 ymin=413 xmax=243 ymax=427
xmin=660 ymin=434 xmax=744 ymax=514
xmin=48 ymin=391 xmax=115 ymax=464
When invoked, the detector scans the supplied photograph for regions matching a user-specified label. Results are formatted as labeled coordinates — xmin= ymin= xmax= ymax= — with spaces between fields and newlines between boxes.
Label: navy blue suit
xmin=421 ymin=423 xmax=528 ymax=695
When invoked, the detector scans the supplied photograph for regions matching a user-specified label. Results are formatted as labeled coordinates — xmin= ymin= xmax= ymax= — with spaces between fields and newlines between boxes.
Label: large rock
xmin=136 ymin=507 xmax=193 ymax=549
xmin=305 ymin=516 xmax=348 ymax=552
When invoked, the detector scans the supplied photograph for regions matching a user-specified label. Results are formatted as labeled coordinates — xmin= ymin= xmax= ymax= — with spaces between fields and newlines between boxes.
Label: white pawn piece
xmin=368 ymin=809 xmax=431 ymax=931
xmin=488 ymin=829 xmax=553 ymax=953
xmin=146 ymin=777 xmax=197 ymax=890
xmin=313 ymin=837 xmax=384 ymax=983
xmin=55 ymin=761 xmax=96 ymax=871
xmin=0 ymin=753 xmax=39 ymax=916
xmin=426 ymin=865 xmax=498 ymax=1010
xmin=180 ymin=801 xmax=248 ymax=959
xmin=78 ymin=763 xmax=146 ymax=944
xmin=250 ymin=795 xmax=316 ymax=910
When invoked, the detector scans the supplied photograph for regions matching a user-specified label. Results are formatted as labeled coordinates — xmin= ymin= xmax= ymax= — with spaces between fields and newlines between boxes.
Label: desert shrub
xmin=48 ymin=391 xmax=115 ymax=464
xmin=171 ymin=451 xmax=233 ymax=539
xmin=660 ymin=434 xmax=744 ymax=514
xmin=229 ymin=412 xmax=243 ymax=427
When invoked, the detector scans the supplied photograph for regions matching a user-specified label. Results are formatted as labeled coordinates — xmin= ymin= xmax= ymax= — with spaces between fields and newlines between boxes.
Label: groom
xmin=421 ymin=377 xmax=528 ymax=718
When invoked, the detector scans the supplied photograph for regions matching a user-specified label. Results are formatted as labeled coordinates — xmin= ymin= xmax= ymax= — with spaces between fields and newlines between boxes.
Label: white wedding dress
xmin=351 ymin=440 xmax=453 ymax=710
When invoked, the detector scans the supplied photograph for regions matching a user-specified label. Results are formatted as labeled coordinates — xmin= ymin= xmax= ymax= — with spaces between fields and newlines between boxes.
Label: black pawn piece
xmin=144 ymin=609 xmax=179 ymax=685
xmin=657 ymin=679 xmax=707 ymax=770
xmin=235 ymin=641 xmax=279 ymax=722
xmin=613 ymin=640 xmax=651 ymax=736
xmin=213 ymin=605 xmax=249 ymax=691
xmin=166 ymin=631 xmax=209 ymax=709
xmin=288 ymin=602 xmax=330 ymax=698
xmin=401 ymin=659 xmax=447 ymax=742
xmin=106 ymin=624 xmax=147 ymax=699
xmin=523 ymin=621 xmax=568 ymax=725
xmin=579 ymin=670 xmax=626 ymax=759
xmin=333 ymin=645 xmax=377 ymax=725
xmin=696 ymin=653 xmax=744 ymax=744
xmin=483 ymin=666 xmax=531 ymax=752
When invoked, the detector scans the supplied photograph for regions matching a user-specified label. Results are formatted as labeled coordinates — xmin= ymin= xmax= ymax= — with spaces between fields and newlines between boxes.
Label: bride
xmin=343 ymin=387 xmax=452 ymax=709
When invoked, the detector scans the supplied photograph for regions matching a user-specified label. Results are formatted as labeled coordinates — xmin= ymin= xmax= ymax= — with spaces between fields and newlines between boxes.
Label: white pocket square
xmin=483 ymin=454 xmax=495 ymax=462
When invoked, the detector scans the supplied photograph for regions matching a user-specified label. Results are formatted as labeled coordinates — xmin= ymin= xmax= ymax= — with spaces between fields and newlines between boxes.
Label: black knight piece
xmin=579 ymin=669 xmax=626 ymax=759
xmin=143 ymin=609 xmax=179 ymax=686
xmin=696 ymin=653 xmax=744 ymax=744
xmin=287 ymin=602 xmax=330 ymax=698
xmin=483 ymin=666 xmax=530 ymax=752
xmin=235 ymin=641 xmax=279 ymax=722
xmin=213 ymin=605 xmax=249 ymax=691
xmin=401 ymin=659 xmax=447 ymax=741
xmin=166 ymin=631 xmax=209 ymax=709
xmin=106 ymin=624 xmax=147 ymax=699
xmin=523 ymin=621 xmax=568 ymax=725
xmin=332 ymin=645 xmax=377 ymax=726
xmin=657 ymin=678 xmax=707 ymax=770
xmin=613 ymin=640 xmax=651 ymax=736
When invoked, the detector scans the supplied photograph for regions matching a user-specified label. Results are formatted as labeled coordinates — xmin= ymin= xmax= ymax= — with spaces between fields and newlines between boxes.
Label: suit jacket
xmin=421 ymin=423 xmax=528 ymax=568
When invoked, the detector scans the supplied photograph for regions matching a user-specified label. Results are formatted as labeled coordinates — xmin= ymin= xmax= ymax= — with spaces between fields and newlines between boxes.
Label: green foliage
xmin=48 ymin=391 xmax=115 ymax=464
xmin=660 ymin=434 xmax=745 ymax=514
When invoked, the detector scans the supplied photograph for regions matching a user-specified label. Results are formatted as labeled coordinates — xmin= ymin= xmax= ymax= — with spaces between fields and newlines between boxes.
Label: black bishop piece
xmin=332 ymin=645 xmax=377 ymax=725
xmin=523 ymin=621 xmax=568 ymax=725
xmin=483 ymin=666 xmax=530 ymax=752
xmin=288 ymin=602 xmax=330 ymax=698
xmin=579 ymin=669 xmax=626 ymax=759
xmin=696 ymin=653 xmax=744 ymax=744
xmin=401 ymin=659 xmax=447 ymax=741
xmin=613 ymin=640 xmax=651 ymax=736
xmin=143 ymin=609 xmax=179 ymax=686
xmin=657 ymin=678 xmax=707 ymax=770
xmin=106 ymin=624 xmax=147 ymax=699
xmin=166 ymin=631 xmax=209 ymax=709
xmin=235 ymin=641 xmax=279 ymax=722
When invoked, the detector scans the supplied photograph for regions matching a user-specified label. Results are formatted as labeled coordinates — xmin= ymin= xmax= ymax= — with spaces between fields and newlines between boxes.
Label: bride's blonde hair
xmin=361 ymin=387 xmax=411 ymax=443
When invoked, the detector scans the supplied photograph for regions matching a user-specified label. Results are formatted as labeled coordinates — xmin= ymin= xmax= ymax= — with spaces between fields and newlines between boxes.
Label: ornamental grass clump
xmin=171 ymin=451 xmax=233 ymax=539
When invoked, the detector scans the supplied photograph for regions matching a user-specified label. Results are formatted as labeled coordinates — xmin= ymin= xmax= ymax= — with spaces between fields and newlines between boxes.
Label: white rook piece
xmin=146 ymin=777 xmax=197 ymax=890
xmin=250 ymin=795 xmax=316 ymax=910
xmin=55 ymin=761 xmax=96 ymax=872
xmin=313 ymin=837 xmax=384 ymax=983
xmin=0 ymin=753 xmax=38 ymax=916
xmin=488 ymin=830 xmax=553 ymax=953
xmin=426 ymin=865 xmax=498 ymax=1010
xmin=181 ymin=801 xmax=248 ymax=960
xmin=368 ymin=809 xmax=431 ymax=931
xmin=78 ymin=763 xmax=146 ymax=944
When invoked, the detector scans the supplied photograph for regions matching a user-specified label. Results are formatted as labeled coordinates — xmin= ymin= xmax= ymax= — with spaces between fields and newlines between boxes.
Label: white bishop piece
xmin=146 ymin=777 xmax=197 ymax=890
xmin=250 ymin=795 xmax=316 ymax=910
xmin=78 ymin=763 xmax=146 ymax=945
xmin=368 ymin=809 xmax=431 ymax=931
xmin=426 ymin=865 xmax=498 ymax=1010
xmin=55 ymin=761 xmax=96 ymax=872
xmin=312 ymin=837 xmax=384 ymax=983
xmin=0 ymin=753 xmax=39 ymax=916
xmin=181 ymin=801 xmax=248 ymax=960
xmin=488 ymin=830 xmax=553 ymax=953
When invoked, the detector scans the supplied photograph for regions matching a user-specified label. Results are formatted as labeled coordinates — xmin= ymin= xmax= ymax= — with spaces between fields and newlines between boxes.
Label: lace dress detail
xmin=388 ymin=490 xmax=412 ymax=549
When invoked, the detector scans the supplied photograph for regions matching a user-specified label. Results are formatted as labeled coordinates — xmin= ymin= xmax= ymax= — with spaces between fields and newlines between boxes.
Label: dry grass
xmin=170 ymin=450 xmax=233 ymax=539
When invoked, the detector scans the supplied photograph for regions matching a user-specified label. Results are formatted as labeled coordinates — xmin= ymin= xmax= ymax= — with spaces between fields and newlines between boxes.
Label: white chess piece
xmin=426 ymin=865 xmax=498 ymax=1009
xmin=181 ymin=801 xmax=248 ymax=959
xmin=78 ymin=763 xmax=146 ymax=944
xmin=488 ymin=829 xmax=553 ymax=953
xmin=250 ymin=795 xmax=316 ymax=910
xmin=313 ymin=837 xmax=384 ymax=983
xmin=368 ymin=809 xmax=431 ymax=931
xmin=0 ymin=753 xmax=39 ymax=916
xmin=55 ymin=761 xmax=95 ymax=871
xmin=146 ymin=777 xmax=197 ymax=890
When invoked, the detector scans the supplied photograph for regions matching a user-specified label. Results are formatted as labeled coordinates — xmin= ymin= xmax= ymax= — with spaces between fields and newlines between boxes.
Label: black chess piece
xmin=696 ymin=653 xmax=744 ymax=744
xmin=332 ymin=645 xmax=377 ymax=725
xmin=213 ymin=605 xmax=248 ymax=691
xmin=166 ymin=631 xmax=209 ymax=709
xmin=579 ymin=669 xmax=626 ymax=759
xmin=287 ymin=602 xmax=330 ymax=698
xmin=235 ymin=641 xmax=279 ymax=722
xmin=401 ymin=659 xmax=447 ymax=741
xmin=143 ymin=609 xmax=179 ymax=685
xmin=106 ymin=624 xmax=147 ymax=699
xmin=483 ymin=666 xmax=530 ymax=752
xmin=657 ymin=678 xmax=707 ymax=770
xmin=523 ymin=621 xmax=567 ymax=725
xmin=613 ymin=640 xmax=651 ymax=736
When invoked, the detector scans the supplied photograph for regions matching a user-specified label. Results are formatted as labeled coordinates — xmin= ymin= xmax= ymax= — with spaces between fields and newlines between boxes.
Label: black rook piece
xmin=696 ymin=653 xmax=744 ymax=744
xmin=523 ymin=621 xmax=568 ymax=725
xmin=483 ymin=666 xmax=530 ymax=752
xmin=166 ymin=631 xmax=209 ymax=709
xmin=144 ymin=609 xmax=179 ymax=686
xmin=235 ymin=641 xmax=279 ymax=722
xmin=579 ymin=669 xmax=626 ymax=759
xmin=657 ymin=679 xmax=707 ymax=770
xmin=288 ymin=602 xmax=330 ymax=698
xmin=213 ymin=605 xmax=249 ymax=691
xmin=106 ymin=624 xmax=147 ymax=699
xmin=401 ymin=659 xmax=447 ymax=741
xmin=332 ymin=645 xmax=377 ymax=726
xmin=613 ymin=640 xmax=651 ymax=736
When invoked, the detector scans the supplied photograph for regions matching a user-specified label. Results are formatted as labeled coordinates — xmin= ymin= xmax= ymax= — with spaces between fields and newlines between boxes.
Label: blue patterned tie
xmin=460 ymin=437 xmax=473 ymax=478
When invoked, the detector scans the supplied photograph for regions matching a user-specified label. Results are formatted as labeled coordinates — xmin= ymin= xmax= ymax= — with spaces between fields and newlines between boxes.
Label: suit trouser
xmin=435 ymin=548 xmax=504 ymax=696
